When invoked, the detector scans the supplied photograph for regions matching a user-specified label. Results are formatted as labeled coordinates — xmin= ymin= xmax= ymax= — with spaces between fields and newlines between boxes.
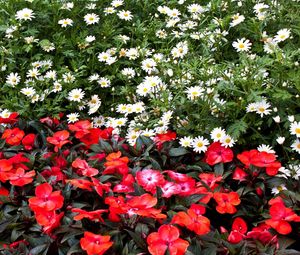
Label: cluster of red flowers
xmin=0 ymin=114 xmax=299 ymax=254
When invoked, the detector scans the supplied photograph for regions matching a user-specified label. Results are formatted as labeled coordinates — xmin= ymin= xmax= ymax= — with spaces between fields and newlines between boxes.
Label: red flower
xmin=154 ymin=130 xmax=176 ymax=150
xmin=147 ymin=224 xmax=189 ymax=255
xmin=47 ymin=130 xmax=71 ymax=152
xmin=136 ymin=169 xmax=165 ymax=194
xmin=90 ymin=177 xmax=111 ymax=197
xmin=72 ymin=158 xmax=99 ymax=177
xmin=232 ymin=167 xmax=248 ymax=181
xmin=22 ymin=133 xmax=36 ymax=150
xmin=28 ymin=183 xmax=64 ymax=211
xmin=198 ymin=173 xmax=222 ymax=191
xmin=213 ymin=192 xmax=241 ymax=214
xmin=0 ymin=112 xmax=18 ymax=124
xmin=113 ymin=174 xmax=134 ymax=193
xmin=8 ymin=153 xmax=30 ymax=170
xmin=79 ymin=128 xmax=113 ymax=148
xmin=71 ymin=208 xmax=107 ymax=222
xmin=237 ymin=150 xmax=280 ymax=176
xmin=205 ymin=142 xmax=234 ymax=165
xmin=8 ymin=168 xmax=35 ymax=186
xmin=105 ymin=196 xmax=126 ymax=222
xmin=103 ymin=151 xmax=129 ymax=175
xmin=0 ymin=159 xmax=13 ymax=182
xmin=265 ymin=198 xmax=300 ymax=235
xmin=126 ymin=193 xmax=166 ymax=220
xmin=1 ymin=128 xmax=25 ymax=146
xmin=160 ymin=181 xmax=180 ymax=198
xmin=67 ymin=179 xmax=94 ymax=191
xmin=35 ymin=209 xmax=64 ymax=234
xmin=68 ymin=120 xmax=92 ymax=138
xmin=172 ymin=205 xmax=210 ymax=235
xmin=228 ymin=217 xmax=247 ymax=244
xmin=41 ymin=166 xmax=66 ymax=184
xmin=80 ymin=231 xmax=113 ymax=255
xmin=246 ymin=223 xmax=278 ymax=245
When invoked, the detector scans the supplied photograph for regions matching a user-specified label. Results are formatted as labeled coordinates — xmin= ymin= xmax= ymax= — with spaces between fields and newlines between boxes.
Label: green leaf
xmin=169 ymin=147 xmax=189 ymax=157
xmin=29 ymin=244 xmax=49 ymax=255
xmin=227 ymin=119 xmax=248 ymax=139
xmin=214 ymin=163 xmax=224 ymax=176
xmin=124 ymin=230 xmax=147 ymax=250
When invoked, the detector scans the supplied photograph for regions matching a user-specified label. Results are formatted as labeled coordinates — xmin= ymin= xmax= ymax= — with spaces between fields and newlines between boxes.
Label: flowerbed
xmin=0 ymin=114 xmax=299 ymax=254
xmin=0 ymin=0 xmax=300 ymax=254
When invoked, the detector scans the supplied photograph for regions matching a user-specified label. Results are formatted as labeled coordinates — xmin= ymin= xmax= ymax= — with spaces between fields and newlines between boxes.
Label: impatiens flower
xmin=113 ymin=173 xmax=134 ymax=193
xmin=213 ymin=192 xmax=241 ymax=214
xmin=35 ymin=209 xmax=64 ymax=234
xmin=0 ymin=159 xmax=13 ymax=182
xmin=91 ymin=177 xmax=111 ymax=197
xmin=232 ymin=167 xmax=248 ymax=181
xmin=205 ymin=142 xmax=234 ymax=165
xmin=0 ymin=186 xmax=9 ymax=204
xmin=246 ymin=223 xmax=278 ymax=245
xmin=71 ymin=208 xmax=107 ymax=222
xmin=8 ymin=168 xmax=35 ymax=186
xmin=66 ymin=179 xmax=94 ymax=191
xmin=1 ymin=128 xmax=25 ymax=146
xmin=154 ymin=130 xmax=177 ymax=150
xmin=22 ymin=133 xmax=36 ymax=150
xmin=265 ymin=197 xmax=300 ymax=235
xmin=46 ymin=130 xmax=71 ymax=152
xmin=68 ymin=120 xmax=92 ymax=138
xmin=136 ymin=169 xmax=165 ymax=194
xmin=103 ymin=151 xmax=129 ymax=175
xmin=126 ymin=193 xmax=166 ymax=220
xmin=198 ymin=173 xmax=222 ymax=190
xmin=147 ymin=224 xmax=189 ymax=255
xmin=172 ymin=205 xmax=210 ymax=235
xmin=72 ymin=158 xmax=99 ymax=177
xmin=228 ymin=217 xmax=248 ymax=244
xmin=28 ymin=183 xmax=64 ymax=211
xmin=80 ymin=232 xmax=113 ymax=255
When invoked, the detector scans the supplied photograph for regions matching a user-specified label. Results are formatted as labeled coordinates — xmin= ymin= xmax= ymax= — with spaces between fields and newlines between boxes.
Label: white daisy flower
xmin=111 ymin=0 xmax=124 ymax=7
xmin=141 ymin=58 xmax=157 ymax=74
xmin=63 ymin=72 xmax=75 ymax=83
xmin=98 ymin=77 xmax=111 ymax=88
xmin=291 ymin=139 xmax=300 ymax=153
xmin=52 ymin=81 xmax=62 ymax=92
xmin=15 ymin=8 xmax=35 ymax=21
xmin=98 ymin=52 xmax=111 ymax=62
xmin=271 ymin=184 xmax=287 ymax=195
xmin=68 ymin=88 xmax=85 ymax=102
xmin=26 ymin=68 xmax=40 ymax=79
xmin=58 ymin=18 xmax=73 ymax=27
xmin=221 ymin=135 xmax=235 ymax=148
xmin=121 ymin=68 xmax=136 ymax=78
xmin=104 ymin=7 xmax=116 ymax=15
xmin=289 ymin=121 xmax=300 ymax=137
xmin=192 ymin=136 xmax=209 ymax=153
xmin=255 ymin=100 xmax=271 ymax=117
xmin=210 ymin=127 xmax=226 ymax=142
xmin=93 ymin=116 xmax=105 ymax=127
xmin=186 ymin=86 xmax=204 ymax=100
xmin=179 ymin=136 xmax=193 ymax=148
xmin=232 ymin=38 xmax=252 ymax=52
xmin=253 ymin=3 xmax=269 ymax=14
xmin=84 ymin=13 xmax=100 ymax=25
xmin=0 ymin=109 xmax=11 ymax=118
xmin=230 ymin=13 xmax=245 ymax=27
xmin=67 ymin=113 xmax=79 ymax=123
xmin=45 ymin=70 xmax=57 ymax=80
xmin=21 ymin=87 xmax=36 ymax=97
xmin=6 ymin=73 xmax=20 ymax=87
xmin=117 ymin=10 xmax=133 ymax=21
xmin=257 ymin=144 xmax=276 ymax=154
xmin=274 ymin=29 xmax=291 ymax=42
xmin=171 ymin=41 xmax=188 ymax=58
